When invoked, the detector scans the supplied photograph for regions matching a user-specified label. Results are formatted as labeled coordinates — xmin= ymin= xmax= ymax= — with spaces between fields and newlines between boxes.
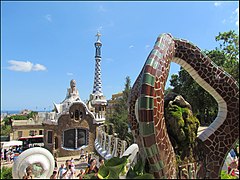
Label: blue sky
xmin=1 ymin=1 xmax=239 ymax=111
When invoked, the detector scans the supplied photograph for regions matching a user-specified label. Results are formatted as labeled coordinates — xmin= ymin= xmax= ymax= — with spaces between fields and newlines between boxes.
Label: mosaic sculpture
xmin=128 ymin=33 xmax=239 ymax=179
xmin=12 ymin=147 xmax=55 ymax=179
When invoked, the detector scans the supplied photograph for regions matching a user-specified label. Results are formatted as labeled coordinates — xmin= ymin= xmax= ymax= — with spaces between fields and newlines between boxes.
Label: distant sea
xmin=1 ymin=110 xmax=52 ymax=115
xmin=1 ymin=110 xmax=20 ymax=115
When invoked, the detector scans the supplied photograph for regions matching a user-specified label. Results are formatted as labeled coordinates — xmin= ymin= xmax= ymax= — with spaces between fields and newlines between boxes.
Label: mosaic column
xmin=92 ymin=32 xmax=103 ymax=94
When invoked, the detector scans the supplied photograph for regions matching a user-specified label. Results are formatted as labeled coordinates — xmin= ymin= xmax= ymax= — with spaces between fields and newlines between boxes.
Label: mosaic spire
xmin=93 ymin=32 xmax=103 ymax=94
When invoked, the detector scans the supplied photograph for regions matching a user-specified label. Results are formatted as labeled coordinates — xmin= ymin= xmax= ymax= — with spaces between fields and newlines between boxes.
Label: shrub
xmin=0 ymin=166 xmax=12 ymax=179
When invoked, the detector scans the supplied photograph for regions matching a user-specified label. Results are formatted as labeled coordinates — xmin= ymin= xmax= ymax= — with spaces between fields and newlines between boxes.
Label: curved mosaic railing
xmin=129 ymin=33 xmax=239 ymax=179
xmin=95 ymin=125 xmax=128 ymax=160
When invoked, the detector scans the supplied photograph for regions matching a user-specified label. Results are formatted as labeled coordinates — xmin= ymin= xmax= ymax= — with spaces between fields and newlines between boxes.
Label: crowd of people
xmin=22 ymin=155 xmax=104 ymax=179
xmin=48 ymin=152 xmax=105 ymax=179
xmin=1 ymin=146 xmax=22 ymax=164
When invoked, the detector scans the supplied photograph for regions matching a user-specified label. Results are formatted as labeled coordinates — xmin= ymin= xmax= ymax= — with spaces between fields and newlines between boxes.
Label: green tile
xmin=149 ymin=160 xmax=165 ymax=172
xmin=139 ymin=96 xmax=154 ymax=109
xmin=142 ymin=74 xmax=155 ymax=87
xmin=139 ymin=121 xmax=155 ymax=137
xmin=145 ymin=144 xmax=159 ymax=157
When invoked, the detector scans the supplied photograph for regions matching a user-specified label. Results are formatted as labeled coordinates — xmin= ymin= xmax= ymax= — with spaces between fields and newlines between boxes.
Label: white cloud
xmin=129 ymin=45 xmax=134 ymax=49
xmin=45 ymin=14 xmax=52 ymax=22
xmin=222 ymin=19 xmax=226 ymax=24
xmin=214 ymin=2 xmax=222 ymax=7
xmin=33 ymin=64 xmax=47 ymax=71
xmin=67 ymin=72 xmax=74 ymax=76
xmin=7 ymin=60 xmax=47 ymax=72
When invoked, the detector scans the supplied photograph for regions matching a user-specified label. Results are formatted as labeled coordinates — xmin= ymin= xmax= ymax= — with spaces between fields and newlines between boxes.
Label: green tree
xmin=169 ymin=30 xmax=239 ymax=125
xmin=107 ymin=76 xmax=133 ymax=145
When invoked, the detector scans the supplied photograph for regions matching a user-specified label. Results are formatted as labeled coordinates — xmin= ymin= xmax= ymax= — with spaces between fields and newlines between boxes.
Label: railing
xmin=95 ymin=125 xmax=128 ymax=160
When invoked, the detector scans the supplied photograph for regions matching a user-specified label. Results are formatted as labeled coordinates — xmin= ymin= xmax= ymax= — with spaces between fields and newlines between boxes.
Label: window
xmin=29 ymin=130 xmax=35 ymax=136
xmin=63 ymin=128 xmax=88 ymax=149
xmin=39 ymin=130 xmax=43 ymax=135
xmin=47 ymin=131 xmax=53 ymax=144
xmin=54 ymin=137 xmax=58 ymax=149
xmin=75 ymin=110 xmax=79 ymax=120
xmin=18 ymin=131 xmax=23 ymax=138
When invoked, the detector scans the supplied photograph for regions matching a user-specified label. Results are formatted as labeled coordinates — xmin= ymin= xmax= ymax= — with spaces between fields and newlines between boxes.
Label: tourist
xmin=85 ymin=151 xmax=89 ymax=162
xmin=10 ymin=152 xmax=15 ymax=163
xmin=1 ymin=150 xmax=4 ymax=161
xmin=87 ymin=153 xmax=92 ymax=165
xmin=83 ymin=158 xmax=98 ymax=176
xmin=58 ymin=164 xmax=65 ymax=179
xmin=60 ymin=160 xmax=74 ymax=179
xmin=228 ymin=159 xmax=239 ymax=178
xmin=22 ymin=166 xmax=33 ymax=179
xmin=99 ymin=158 xmax=104 ymax=168
xmin=70 ymin=158 xmax=76 ymax=176
xmin=6 ymin=151 xmax=11 ymax=163
xmin=50 ymin=170 xmax=58 ymax=179
xmin=79 ymin=149 xmax=85 ymax=161
xmin=54 ymin=156 xmax=58 ymax=168
xmin=76 ymin=169 xmax=85 ymax=179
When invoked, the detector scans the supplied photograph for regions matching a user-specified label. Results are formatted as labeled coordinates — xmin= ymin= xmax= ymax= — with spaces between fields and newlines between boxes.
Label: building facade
xmin=43 ymin=33 xmax=107 ymax=157
xmin=10 ymin=113 xmax=45 ymax=140
xmin=43 ymin=80 xmax=97 ymax=157
xmin=106 ymin=92 xmax=123 ymax=118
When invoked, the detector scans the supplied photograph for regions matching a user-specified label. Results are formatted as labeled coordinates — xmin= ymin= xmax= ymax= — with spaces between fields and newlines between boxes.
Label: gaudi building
xmin=43 ymin=33 xmax=107 ymax=157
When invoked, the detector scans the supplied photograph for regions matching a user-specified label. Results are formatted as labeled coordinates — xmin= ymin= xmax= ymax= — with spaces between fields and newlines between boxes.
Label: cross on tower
xmin=96 ymin=31 xmax=101 ymax=41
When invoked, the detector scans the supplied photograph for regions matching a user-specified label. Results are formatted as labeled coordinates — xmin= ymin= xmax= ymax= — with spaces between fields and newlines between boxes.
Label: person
xmin=79 ymin=149 xmax=85 ymax=161
xmin=228 ymin=159 xmax=239 ymax=178
xmin=76 ymin=169 xmax=85 ymax=179
xmin=61 ymin=160 xmax=74 ymax=179
xmin=58 ymin=164 xmax=65 ymax=179
xmin=83 ymin=158 xmax=98 ymax=176
xmin=50 ymin=170 xmax=58 ymax=179
xmin=22 ymin=166 xmax=33 ymax=179
xmin=99 ymin=158 xmax=104 ymax=168
xmin=1 ymin=150 xmax=4 ymax=161
xmin=85 ymin=151 xmax=89 ymax=162
xmin=88 ymin=154 xmax=92 ymax=165
xmin=70 ymin=158 xmax=76 ymax=176
xmin=54 ymin=156 xmax=58 ymax=168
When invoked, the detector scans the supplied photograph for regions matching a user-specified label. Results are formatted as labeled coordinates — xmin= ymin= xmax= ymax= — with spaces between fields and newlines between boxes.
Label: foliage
xmin=1 ymin=111 xmax=37 ymax=136
xmin=0 ymin=166 xmax=12 ymax=179
xmin=165 ymin=101 xmax=200 ymax=164
xmin=168 ymin=30 xmax=239 ymax=125
xmin=107 ymin=76 xmax=134 ymax=145
xmin=81 ymin=156 xmax=129 ymax=179
xmin=220 ymin=170 xmax=238 ymax=179
xmin=80 ymin=155 xmax=154 ymax=179
xmin=0 ymin=125 xmax=12 ymax=136
xmin=126 ymin=157 xmax=153 ymax=179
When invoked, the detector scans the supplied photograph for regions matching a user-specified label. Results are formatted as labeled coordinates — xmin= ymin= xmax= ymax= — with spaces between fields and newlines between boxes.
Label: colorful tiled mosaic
xmin=128 ymin=33 xmax=239 ymax=179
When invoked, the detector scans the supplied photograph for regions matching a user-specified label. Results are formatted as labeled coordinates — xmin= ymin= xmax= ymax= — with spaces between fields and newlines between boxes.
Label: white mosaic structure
xmin=95 ymin=125 xmax=128 ymax=160
xmin=88 ymin=32 xmax=107 ymax=124
xmin=12 ymin=147 xmax=54 ymax=179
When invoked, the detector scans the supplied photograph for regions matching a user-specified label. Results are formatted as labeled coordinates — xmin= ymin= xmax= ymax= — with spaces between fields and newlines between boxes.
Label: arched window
xmin=75 ymin=110 xmax=79 ymax=120
xmin=79 ymin=111 xmax=83 ymax=119
xmin=63 ymin=128 xmax=88 ymax=149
